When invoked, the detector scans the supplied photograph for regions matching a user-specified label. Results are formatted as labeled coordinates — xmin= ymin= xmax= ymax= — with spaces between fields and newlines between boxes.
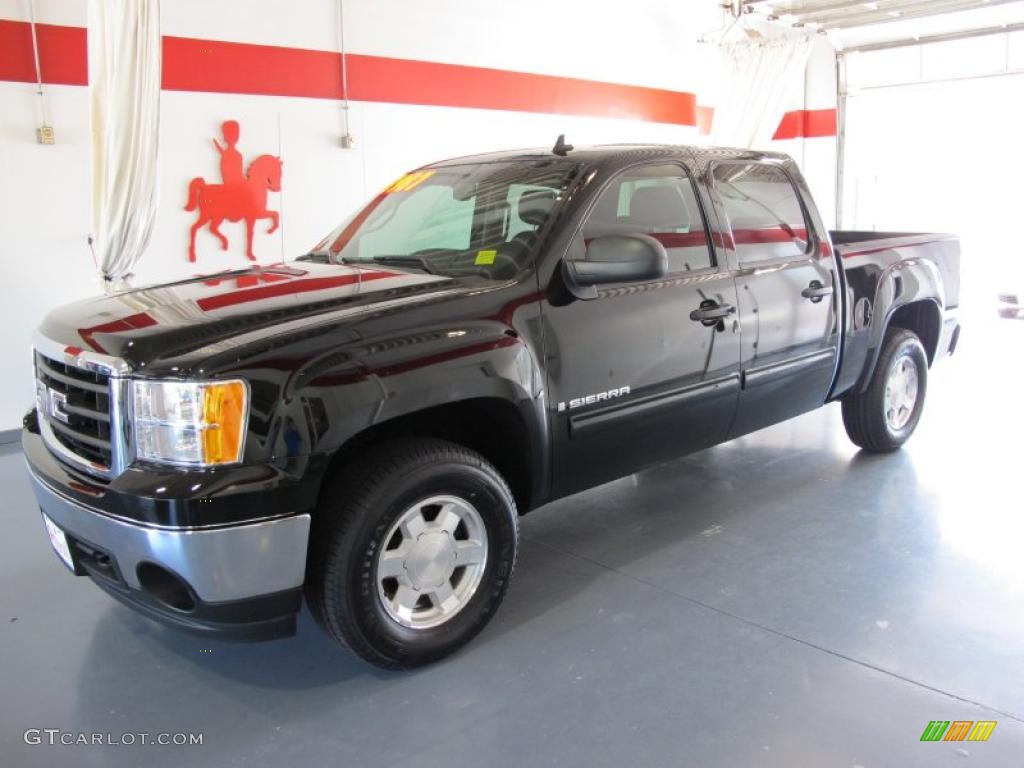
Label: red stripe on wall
xmin=695 ymin=105 xmax=714 ymax=136
xmin=344 ymin=54 xmax=695 ymax=124
xmin=0 ymin=20 xmax=836 ymax=136
xmin=694 ymin=104 xmax=837 ymax=140
xmin=1 ymin=20 xmax=696 ymax=125
xmin=162 ymin=34 xmax=342 ymax=100
xmin=0 ymin=20 xmax=86 ymax=85
xmin=772 ymin=108 xmax=837 ymax=140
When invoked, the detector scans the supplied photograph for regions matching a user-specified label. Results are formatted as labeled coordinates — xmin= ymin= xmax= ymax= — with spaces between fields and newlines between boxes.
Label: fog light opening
xmin=136 ymin=562 xmax=197 ymax=612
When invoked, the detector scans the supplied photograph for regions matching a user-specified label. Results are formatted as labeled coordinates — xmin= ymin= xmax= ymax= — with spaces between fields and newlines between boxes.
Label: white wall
xmin=841 ymin=33 xmax=1024 ymax=317
xmin=0 ymin=0 xmax=837 ymax=430
xmin=767 ymin=35 xmax=838 ymax=227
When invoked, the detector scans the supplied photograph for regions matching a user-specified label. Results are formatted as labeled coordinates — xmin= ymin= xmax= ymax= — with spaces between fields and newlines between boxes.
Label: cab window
xmin=580 ymin=164 xmax=713 ymax=274
xmin=711 ymin=163 xmax=811 ymax=264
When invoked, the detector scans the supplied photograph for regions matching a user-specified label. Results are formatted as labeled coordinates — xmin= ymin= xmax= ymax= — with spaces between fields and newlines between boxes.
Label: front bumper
xmin=25 ymin=441 xmax=311 ymax=641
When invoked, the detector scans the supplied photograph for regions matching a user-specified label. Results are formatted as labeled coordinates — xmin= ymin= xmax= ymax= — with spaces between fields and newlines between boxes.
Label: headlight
xmin=132 ymin=380 xmax=249 ymax=466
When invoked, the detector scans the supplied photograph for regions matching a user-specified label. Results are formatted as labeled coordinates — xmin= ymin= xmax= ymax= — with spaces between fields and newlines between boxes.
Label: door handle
xmin=690 ymin=300 xmax=736 ymax=327
xmin=801 ymin=281 xmax=833 ymax=303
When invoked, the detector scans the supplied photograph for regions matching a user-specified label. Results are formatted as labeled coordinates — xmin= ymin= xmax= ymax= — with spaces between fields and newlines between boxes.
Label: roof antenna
xmin=552 ymin=134 xmax=573 ymax=156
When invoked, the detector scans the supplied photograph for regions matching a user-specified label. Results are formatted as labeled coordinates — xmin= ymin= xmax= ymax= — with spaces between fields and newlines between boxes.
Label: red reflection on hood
xmin=196 ymin=270 xmax=399 ymax=312
xmin=78 ymin=312 xmax=158 ymax=354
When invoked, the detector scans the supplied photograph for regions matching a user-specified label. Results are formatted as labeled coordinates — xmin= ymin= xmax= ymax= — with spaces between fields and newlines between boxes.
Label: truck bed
xmin=830 ymin=230 xmax=961 ymax=310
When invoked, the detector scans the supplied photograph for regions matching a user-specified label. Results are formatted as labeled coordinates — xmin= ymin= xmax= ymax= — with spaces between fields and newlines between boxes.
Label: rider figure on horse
xmin=185 ymin=120 xmax=282 ymax=263
xmin=212 ymin=120 xmax=245 ymax=187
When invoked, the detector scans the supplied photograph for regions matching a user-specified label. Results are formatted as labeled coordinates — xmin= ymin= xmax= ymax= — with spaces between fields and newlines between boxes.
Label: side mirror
xmin=562 ymin=234 xmax=667 ymax=296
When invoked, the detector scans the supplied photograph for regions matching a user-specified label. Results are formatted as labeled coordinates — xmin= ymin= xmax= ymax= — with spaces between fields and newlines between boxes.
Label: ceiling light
xmin=862 ymin=2 xmax=878 ymax=9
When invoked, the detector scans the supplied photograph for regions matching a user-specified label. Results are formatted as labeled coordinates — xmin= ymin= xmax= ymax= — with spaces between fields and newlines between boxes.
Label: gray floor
xmin=3 ymin=315 xmax=1023 ymax=768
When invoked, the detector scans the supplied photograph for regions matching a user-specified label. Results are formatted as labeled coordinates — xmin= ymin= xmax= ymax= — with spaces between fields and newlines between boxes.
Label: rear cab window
xmin=711 ymin=163 xmax=811 ymax=264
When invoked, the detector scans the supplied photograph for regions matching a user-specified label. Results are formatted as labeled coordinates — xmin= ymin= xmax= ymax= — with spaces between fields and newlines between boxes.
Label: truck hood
xmin=36 ymin=262 xmax=464 ymax=375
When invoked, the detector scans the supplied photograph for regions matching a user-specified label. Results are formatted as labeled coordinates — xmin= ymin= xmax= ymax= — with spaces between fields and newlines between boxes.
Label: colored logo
xmin=185 ymin=120 xmax=283 ymax=262
xmin=920 ymin=721 xmax=996 ymax=742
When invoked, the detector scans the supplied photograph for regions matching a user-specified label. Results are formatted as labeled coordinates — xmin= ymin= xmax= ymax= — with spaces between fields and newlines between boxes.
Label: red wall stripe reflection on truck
xmin=195 ymin=271 xmax=399 ymax=312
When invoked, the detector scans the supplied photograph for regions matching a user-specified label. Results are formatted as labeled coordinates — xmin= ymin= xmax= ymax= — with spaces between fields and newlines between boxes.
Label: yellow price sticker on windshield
xmin=385 ymin=170 xmax=435 ymax=193
xmin=475 ymin=249 xmax=497 ymax=265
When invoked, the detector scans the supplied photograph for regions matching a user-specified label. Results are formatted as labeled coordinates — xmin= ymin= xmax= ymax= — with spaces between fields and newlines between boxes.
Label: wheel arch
xmin=886 ymin=299 xmax=942 ymax=365
xmin=857 ymin=298 xmax=941 ymax=393
xmin=856 ymin=246 xmax=945 ymax=397
xmin=317 ymin=397 xmax=540 ymax=515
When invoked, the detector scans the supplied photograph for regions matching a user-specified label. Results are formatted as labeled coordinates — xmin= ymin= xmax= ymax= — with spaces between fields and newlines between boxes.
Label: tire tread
xmin=842 ymin=328 xmax=926 ymax=453
xmin=305 ymin=438 xmax=518 ymax=669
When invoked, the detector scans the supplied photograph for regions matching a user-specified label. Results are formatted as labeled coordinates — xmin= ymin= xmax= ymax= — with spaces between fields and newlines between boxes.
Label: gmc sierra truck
xmin=24 ymin=143 xmax=960 ymax=669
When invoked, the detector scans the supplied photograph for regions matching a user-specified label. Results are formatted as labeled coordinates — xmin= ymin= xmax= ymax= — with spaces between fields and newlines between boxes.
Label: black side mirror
xmin=562 ymin=234 xmax=668 ymax=298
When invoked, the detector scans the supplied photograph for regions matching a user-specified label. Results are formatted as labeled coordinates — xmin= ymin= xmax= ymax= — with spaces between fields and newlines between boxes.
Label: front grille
xmin=35 ymin=352 xmax=113 ymax=469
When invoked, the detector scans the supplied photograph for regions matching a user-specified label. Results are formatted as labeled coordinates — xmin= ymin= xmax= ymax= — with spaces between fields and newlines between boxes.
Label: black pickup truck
xmin=24 ymin=143 xmax=960 ymax=668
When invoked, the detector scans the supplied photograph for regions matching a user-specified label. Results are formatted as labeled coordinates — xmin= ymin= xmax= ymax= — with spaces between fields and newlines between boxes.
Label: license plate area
xmin=42 ymin=513 xmax=76 ymax=572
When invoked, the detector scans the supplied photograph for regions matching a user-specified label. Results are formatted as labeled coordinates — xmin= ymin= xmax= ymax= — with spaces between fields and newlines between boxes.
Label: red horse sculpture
xmin=185 ymin=153 xmax=283 ymax=262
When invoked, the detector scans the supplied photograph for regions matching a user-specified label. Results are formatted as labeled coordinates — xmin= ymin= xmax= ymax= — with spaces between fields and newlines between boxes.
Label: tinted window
xmin=357 ymin=185 xmax=473 ymax=256
xmin=507 ymin=183 xmax=556 ymax=239
xmin=712 ymin=163 xmax=810 ymax=263
xmin=581 ymin=164 xmax=713 ymax=274
xmin=309 ymin=160 xmax=577 ymax=280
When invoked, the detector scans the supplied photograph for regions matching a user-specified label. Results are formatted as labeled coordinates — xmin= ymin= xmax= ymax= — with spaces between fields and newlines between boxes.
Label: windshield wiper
xmin=297 ymin=250 xmax=332 ymax=263
xmin=366 ymin=255 xmax=437 ymax=275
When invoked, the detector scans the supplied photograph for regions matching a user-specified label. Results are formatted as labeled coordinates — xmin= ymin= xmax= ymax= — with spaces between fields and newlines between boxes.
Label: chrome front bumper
xmin=27 ymin=465 xmax=310 ymax=603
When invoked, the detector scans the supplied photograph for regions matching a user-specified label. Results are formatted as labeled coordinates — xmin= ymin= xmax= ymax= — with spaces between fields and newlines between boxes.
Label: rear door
xmin=708 ymin=161 xmax=839 ymax=437
xmin=545 ymin=161 xmax=742 ymax=497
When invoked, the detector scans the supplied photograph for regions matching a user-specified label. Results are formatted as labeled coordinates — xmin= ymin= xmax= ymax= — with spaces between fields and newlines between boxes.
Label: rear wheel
xmin=305 ymin=438 xmax=518 ymax=669
xmin=842 ymin=328 xmax=928 ymax=452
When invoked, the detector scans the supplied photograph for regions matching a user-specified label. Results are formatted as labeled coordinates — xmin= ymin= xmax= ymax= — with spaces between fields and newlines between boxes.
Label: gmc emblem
xmin=37 ymin=381 xmax=70 ymax=424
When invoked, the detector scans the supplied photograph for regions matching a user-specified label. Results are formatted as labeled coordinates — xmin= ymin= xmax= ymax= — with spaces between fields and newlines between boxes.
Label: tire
xmin=305 ymin=438 xmax=518 ymax=669
xmin=842 ymin=328 xmax=928 ymax=453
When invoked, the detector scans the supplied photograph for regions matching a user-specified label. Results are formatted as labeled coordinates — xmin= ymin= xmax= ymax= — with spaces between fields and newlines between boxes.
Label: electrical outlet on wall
xmin=37 ymin=125 xmax=55 ymax=145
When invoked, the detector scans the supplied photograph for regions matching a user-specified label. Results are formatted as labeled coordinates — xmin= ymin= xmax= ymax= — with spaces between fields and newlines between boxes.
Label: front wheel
xmin=305 ymin=438 xmax=518 ymax=669
xmin=842 ymin=328 xmax=928 ymax=452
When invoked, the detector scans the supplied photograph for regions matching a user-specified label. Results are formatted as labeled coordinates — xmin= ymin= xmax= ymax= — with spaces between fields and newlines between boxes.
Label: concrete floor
xmin=3 ymin=314 xmax=1023 ymax=768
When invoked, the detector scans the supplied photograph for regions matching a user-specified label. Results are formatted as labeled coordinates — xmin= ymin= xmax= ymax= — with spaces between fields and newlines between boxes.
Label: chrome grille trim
xmin=32 ymin=332 xmax=132 ymax=377
xmin=47 ymin=417 xmax=111 ymax=450
xmin=35 ymin=355 xmax=110 ymax=394
xmin=33 ymin=331 xmax=133 ymax=479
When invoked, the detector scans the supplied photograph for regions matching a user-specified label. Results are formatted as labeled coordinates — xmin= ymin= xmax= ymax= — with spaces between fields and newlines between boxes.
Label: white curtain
xmin=88 ymin=0 xmax=161 ymax=289
xmin=711 ymin=33 xmax=813 ymax=149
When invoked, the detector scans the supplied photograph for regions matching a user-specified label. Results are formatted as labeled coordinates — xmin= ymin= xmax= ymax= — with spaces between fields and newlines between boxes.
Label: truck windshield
xmin=305 ymin=158 xmax=578 ymax=279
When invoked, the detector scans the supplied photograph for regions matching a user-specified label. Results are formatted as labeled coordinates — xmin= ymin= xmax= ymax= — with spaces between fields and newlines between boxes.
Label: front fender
xmin=264 ymin=317 xmax=547 ymax=473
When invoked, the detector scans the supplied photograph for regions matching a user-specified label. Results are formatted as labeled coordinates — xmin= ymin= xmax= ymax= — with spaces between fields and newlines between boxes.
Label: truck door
xmin=545 ymin=161 xmax=743 ymax=497
xmin=708 ymin=161 xmax=839 ymax=438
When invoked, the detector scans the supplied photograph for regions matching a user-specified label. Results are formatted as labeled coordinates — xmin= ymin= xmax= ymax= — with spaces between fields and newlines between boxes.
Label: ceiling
xmin=743 ymin=0 xmax=1014 ymax=29
xmin=740 ymin=0 xmax=1024 ymax=49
